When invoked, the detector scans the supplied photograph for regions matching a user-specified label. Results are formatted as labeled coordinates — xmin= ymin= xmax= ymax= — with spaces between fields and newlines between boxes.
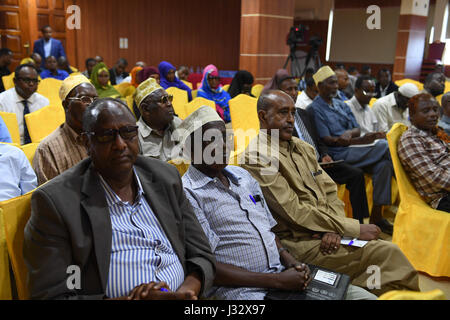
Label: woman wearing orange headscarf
xmin=130 ymin=66 xmax=143 ymax=88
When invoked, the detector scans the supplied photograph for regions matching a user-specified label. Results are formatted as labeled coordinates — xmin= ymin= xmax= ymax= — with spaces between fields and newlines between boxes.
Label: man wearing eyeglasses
xmin=24 ymin=97 xmax=215 ymax=299
xmin=33 ymin=74 xmax=98 ymax=185
xmin=134 ymin=77 xmax=182 ymax=161
xmin=0 ymin=64 xmax=49 ymax=145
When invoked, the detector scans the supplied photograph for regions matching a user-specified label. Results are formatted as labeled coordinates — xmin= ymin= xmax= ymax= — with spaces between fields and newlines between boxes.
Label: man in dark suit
xmin=278 ymin=76 xmax=370 ymax=223
xmin=24 ymin=98 xmax=215 ymax=300
xmin=375 ymin=69 xmax=398 ymax=99
xmin=32 ymin=25 xmax=66 ymax=68
xmin=109 ymin=58 xmax=129 ymax=85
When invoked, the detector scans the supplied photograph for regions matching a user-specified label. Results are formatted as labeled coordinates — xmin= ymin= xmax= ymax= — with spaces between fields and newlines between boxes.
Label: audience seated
xmin=398 ymin=93 xmax=449 ymax=212
xmin=228 ymin=70 xmax=255 ymax=99
xmin=40 ymin=56 xmax=69 ymax=81
xmin=176 ymin=65 xmax=190 ymax=82
xmin=33 ymin=25 xmax=66 ymax=68
xmin=29 ymin=53 xmax=43 ymax=73
xmin=0 ymin=115 xmax=12 ymax=143
xmin=375 ymin=69 xmax=398 ymax=99
xmin=0 ymin=48 xmax=13 ymax=93
xmin=135 ymin=78 xmax=182 ymax=161
xmin=296 ymin=77 xmax=318 ymax=109
xmin=197 ymin=64 xmax=231 ymax=123
xmin=180 ymin=106 xmax=376 ymax=300
xmin=23 ymin=98 xmax=215 ymax=300
xmin=33 ymin=74 xmax=97 ymax=185
xmin=90 ymin=62 xmax=122 ymax=99
xmin=297 ymin=67 xmax=314 ymax=92
xmin=422 ymin=72 xmax=446 ymax=100
xmin=128 ymin=66 xmax=143 ymax=88
xmin=334 ymin=68 xmax=351 ymax=101
xmin=279 ymin=76 xmax=370 ymax=224
xmin=0 ymin=143 xmax=37 ymax=201
xmin=57 ymin=56 xmax=75 ymax=75
xmin=159 ymin=61 xmax=193 ymax=101
xmin=241 ymin=90 xmax=420 ymax=296
xmin=360 ymin=65 xmax=376 ymax=82
xmin=0 ymin=64 xmax=49 ymax=145
xmin=263 ymin=69 xmax=290 ymax=92
xmin=438 ymin=92 xmax=450 ymax=135
xmin=108 ymin=58 xmax=129 ymax=85
xmin=138 ymin=66 xmax=160 ymax=84
xmin=82 ymin=57 xmax=97 ymax=79
xmin=307 ymin=66 xmax=394 ymax=234
xmin=372 ymin=83 xmax=419 ymax=132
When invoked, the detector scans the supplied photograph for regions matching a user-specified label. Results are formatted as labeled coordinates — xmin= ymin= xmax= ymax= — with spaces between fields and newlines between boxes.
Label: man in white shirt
xmin=296 ymin=77 xmax=318 ymax=109
xmin=371 ymin=83 xmax=419 ymax=132
xmin=347 ymin=76 xmax=385 ymax=138
xmin=0 ymin=64 xmax=49 ymax=144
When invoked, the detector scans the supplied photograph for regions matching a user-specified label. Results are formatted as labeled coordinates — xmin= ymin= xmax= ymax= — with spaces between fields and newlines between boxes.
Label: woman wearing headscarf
xmin=197 ymin=64 xmax=231 ymax=123
xmin=228 ymin=70 xmax=255 ymax=99
xmin=138 ymin=66 xmax=160 ymax=84
xmin=90 ymin=62 xmax=122 ymax=99
xmin=158 ymin=61 xmax=192 ymax=101
xmin=263 ymin=69 xmax=290 ymax=91
xmin=130 ymin=66 xmax=143 ymax=88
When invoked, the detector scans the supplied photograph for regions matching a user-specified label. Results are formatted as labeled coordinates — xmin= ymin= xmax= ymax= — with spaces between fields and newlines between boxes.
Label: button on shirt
xmin=371 ymin=92 xmax=410 ymax=132
xmin=346 ymin=96 xmax=380 ymax=135
xmin=182 ymin=165 xmax=283 ymax=300
xmin=138 ymin=117 xmax=182 ymax=161
xmin=99 ymin=169 xmax=185 ymax=298
xmin=0 ymin=88 xmax=49 ymax=144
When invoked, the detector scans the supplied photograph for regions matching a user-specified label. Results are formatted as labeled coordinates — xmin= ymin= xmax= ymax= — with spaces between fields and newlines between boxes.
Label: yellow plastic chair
xmin=167 ymin=159 xmax=191 ymax=177
xmin=0 ymin=209 xmax=12 ymax=299
xmin=387 ymin=123 xmax=450 ymax=277
xmin=0 ymin=190 xmax=34 ymax=300
xmin=2 ymin=73 xmax=15 ymax=91
xmin=394 ymin=79 xmax=424 ymax=91
xmin=126 ymin=95 xmax=136 ymax=119
xmin=0 ymin=111 xmax=20 ymax=145
xmin=378 ymin=289 xmax=446 ymax=300
xmin=192 ymin=89 xmax=198 ymax=99
xmin=222 ymin=84 xmax=230 ymax=92
xmin=69 ymin=66 xmax=79 ymax=73
xmin=166 ymin=87 xmax=189 ymax=120
xmin=113 ymin=82 xmax=132 ymax=97
xmin=369 ymin=98 xmax=377 ymax=107
xmin=20 ymin=143 xmax=39 ymax=165
xmin=37 ymin=78 xmax=63 ymax=108
xmin=25 ymin=105 xmax=65 ymax=143
xmin=181 ymin=80 xmax=193 ymax=90
xmin=251 ymin=84 xmax=264 ymax=98
xmin=229 ymin=94 xmax=259 ymax=154
xmin=184 ymin=97 xmax=216 ymax=120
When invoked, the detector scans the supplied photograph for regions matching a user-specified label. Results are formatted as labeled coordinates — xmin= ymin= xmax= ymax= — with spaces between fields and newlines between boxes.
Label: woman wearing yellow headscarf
xmin=90 ymin=62 xmax=122 ymax=99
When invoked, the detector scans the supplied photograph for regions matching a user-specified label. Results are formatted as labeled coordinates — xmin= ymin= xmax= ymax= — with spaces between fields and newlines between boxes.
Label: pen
xmin=160 ymin=288 xmax=169 ymax=292
xmin=249 ymin=195 xmax=257 ymax=204
xmin=348 ymin=239 xmax=355 ymax=246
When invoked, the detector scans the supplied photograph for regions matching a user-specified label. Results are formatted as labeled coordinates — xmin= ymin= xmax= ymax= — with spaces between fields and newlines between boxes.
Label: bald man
xmin=335 ymin=69 xmax=351 ymax=101
xmin=241 ymin=90 xmax=419 ymax=296
xmin=438 ymin=92 xmax=450 ymax=135
xmin=398 ymin=93 xmax=450 ymax=212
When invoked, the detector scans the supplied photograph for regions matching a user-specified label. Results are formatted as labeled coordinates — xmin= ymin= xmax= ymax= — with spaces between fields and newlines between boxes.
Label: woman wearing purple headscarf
xmin=138 ymin=66 xmax=160 ymax=84
xmin=158 ymin=61 xmax=192 ymax=101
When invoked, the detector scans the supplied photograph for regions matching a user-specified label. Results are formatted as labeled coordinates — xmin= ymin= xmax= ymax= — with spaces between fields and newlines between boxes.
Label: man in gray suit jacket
xmin=23 ymin=98 xmax=215 ymax=300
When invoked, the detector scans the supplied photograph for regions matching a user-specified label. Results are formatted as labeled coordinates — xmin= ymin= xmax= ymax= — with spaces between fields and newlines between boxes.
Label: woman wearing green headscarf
xmin=90 ymin=62 xmax=123 ymax=99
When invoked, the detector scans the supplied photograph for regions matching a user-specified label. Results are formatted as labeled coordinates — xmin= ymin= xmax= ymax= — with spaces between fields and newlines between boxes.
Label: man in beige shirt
xmin=241 ymin=90 xmax=419 ymax=296
xmin=33 ymin=74 xmax=97 ymax=185
xmin=135 ymin=77 xmax=182 ymax=161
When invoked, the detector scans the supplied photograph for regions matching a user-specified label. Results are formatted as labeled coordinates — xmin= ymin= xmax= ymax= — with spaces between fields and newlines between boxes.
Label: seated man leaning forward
xmin=398 ymin=93 xmax=450 ymax=213
xmin=135 ymin=77 xmax=182 ymax=161
xmin=307 ymin=66 xmax=394 ymax=235
xmin=24 ymin=98 xmax=215 ymax=300
xmin=179 ymin=106 xmax=377 ymax=300
xmin=33 ymin=74 xmax=97 ymax=185
xmin=241 ymin=90 xmax=420 ymax=296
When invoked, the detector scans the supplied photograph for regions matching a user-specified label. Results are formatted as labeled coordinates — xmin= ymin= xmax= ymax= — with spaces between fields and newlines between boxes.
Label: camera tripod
xmin=283 ymin=45 xmax=322 ymax=78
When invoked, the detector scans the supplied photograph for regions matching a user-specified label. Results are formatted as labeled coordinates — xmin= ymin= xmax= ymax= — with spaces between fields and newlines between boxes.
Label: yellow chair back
xmin=0 ymin=209 xmax=12 ymax=299
xmin=126 ymin=95 xmax=136 ymax=119
xmin=387 ymin=123 xmax=450 ymax=277
xmin=0 ymin=190 xmax=34 ymax=300
xmin=166 ymin=87 xmax=189 ymax=120
xmin=184 ymin=97 xmax=216 ymax=120
xmin=69 ymin=66 xmax=79 ymax=73
xmin=20 ymin=143 xmax=39 ymax=165
xmin=394 ymin=78 xmax=424 ymax=91
xmin=167 ymin=159 xmax=191 ymax=177
xmin=37 ymin=78 xmax=63 ymax=108
xmin=369 ymin=97 xmax=377 ymax=107
xmin=222 ymin=84 xmax=230 ymax=92
xmin=196 ymin=82 xmax=202 ymax=89
xmin=229 ymin=94 xmax=259 ymax=154
xmin=113 ymin=82 xmax=132 ymax=97
xmin=192 ymin=89 xmax=198 ymax=99
xmin=251 ymin=84 xmax=264 ymax=98
xmin=378 ymin=289 xmax=446 ymax=300
xmin=2 ymin=73 xmax=15 ymax=91
xmin=25 ymin=105 xmax=65 ymax=143
xmin=181 ymin=80 xmax=193 ymax=90
xmin=0 ymin=111 xmax=20 ymax=145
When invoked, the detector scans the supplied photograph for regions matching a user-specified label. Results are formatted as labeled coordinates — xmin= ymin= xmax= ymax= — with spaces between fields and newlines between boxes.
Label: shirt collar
xmin=14 ymin=88 xmax=37 ymax=104
xmin=138 ymin=117 xmax=176 ymax=139
xmin=350 ymin=96 xmax=366 ymax=111
xmin=98 ymin=167 xmax=144 ymax=207
xmin=186 ymin=165 xmax=241 ymax=190
xmin=410 ymin=125 xmax=435 ymax=138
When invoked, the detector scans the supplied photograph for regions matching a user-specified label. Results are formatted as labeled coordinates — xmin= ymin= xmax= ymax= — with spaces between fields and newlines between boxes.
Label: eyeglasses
xmin=208 ymin=76 xmax=220 ymax=81
xmin=17 ymin=77 xmax=40 ymax=85
xmin=85 ymin=125 xmax=139 ymax=143
xmin=151 ymin=94 xmax=173 ymax=105
xmin=362 ymin=90 xmax=376 ymax=97
xmin=67 ymin=96 xmax=98 ymax=104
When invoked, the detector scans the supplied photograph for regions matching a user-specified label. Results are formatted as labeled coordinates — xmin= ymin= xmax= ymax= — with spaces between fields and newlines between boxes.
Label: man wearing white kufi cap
xmin=372 ymin=82 xmax=420 ymax=132
xmin=33 ymin=73 xmax=98 ymax=185
xmin=308 ymin=66 xmax=396 ymax=235
xmin=135 ymin=77 xmax=182 ymax=161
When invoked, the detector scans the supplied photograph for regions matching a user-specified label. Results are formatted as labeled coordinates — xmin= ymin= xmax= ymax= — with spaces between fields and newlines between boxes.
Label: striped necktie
xmin=294 ymin=111 xmax=320 ymax=160
xmin=22 ymin=100 xmax=31 ymax=144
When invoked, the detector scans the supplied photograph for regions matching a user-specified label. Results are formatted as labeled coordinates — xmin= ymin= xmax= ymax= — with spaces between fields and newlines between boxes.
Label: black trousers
xmin=437 ymin=194 xmax=450 ymax=213
xmin=324 ymin=162 xmax=370 ymax=223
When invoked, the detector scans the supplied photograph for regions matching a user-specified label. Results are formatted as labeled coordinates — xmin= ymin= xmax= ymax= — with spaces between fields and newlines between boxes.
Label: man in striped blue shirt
xmin=24 ymin=98 xmax=215 ymax=300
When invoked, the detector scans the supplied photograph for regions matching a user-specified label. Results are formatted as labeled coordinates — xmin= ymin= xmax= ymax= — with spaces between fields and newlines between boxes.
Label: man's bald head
xmin=82 ymin=98 xmax=135 ymax=133
xmin=257 ymin=90 xmax=292 ymax=113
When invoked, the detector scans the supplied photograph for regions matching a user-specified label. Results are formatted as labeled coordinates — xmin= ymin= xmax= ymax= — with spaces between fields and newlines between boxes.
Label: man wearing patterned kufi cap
xmin=135 ymin=77 xmax=183 ymax=161
xmin=33 ymin=73 xmax=98 ymax=185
